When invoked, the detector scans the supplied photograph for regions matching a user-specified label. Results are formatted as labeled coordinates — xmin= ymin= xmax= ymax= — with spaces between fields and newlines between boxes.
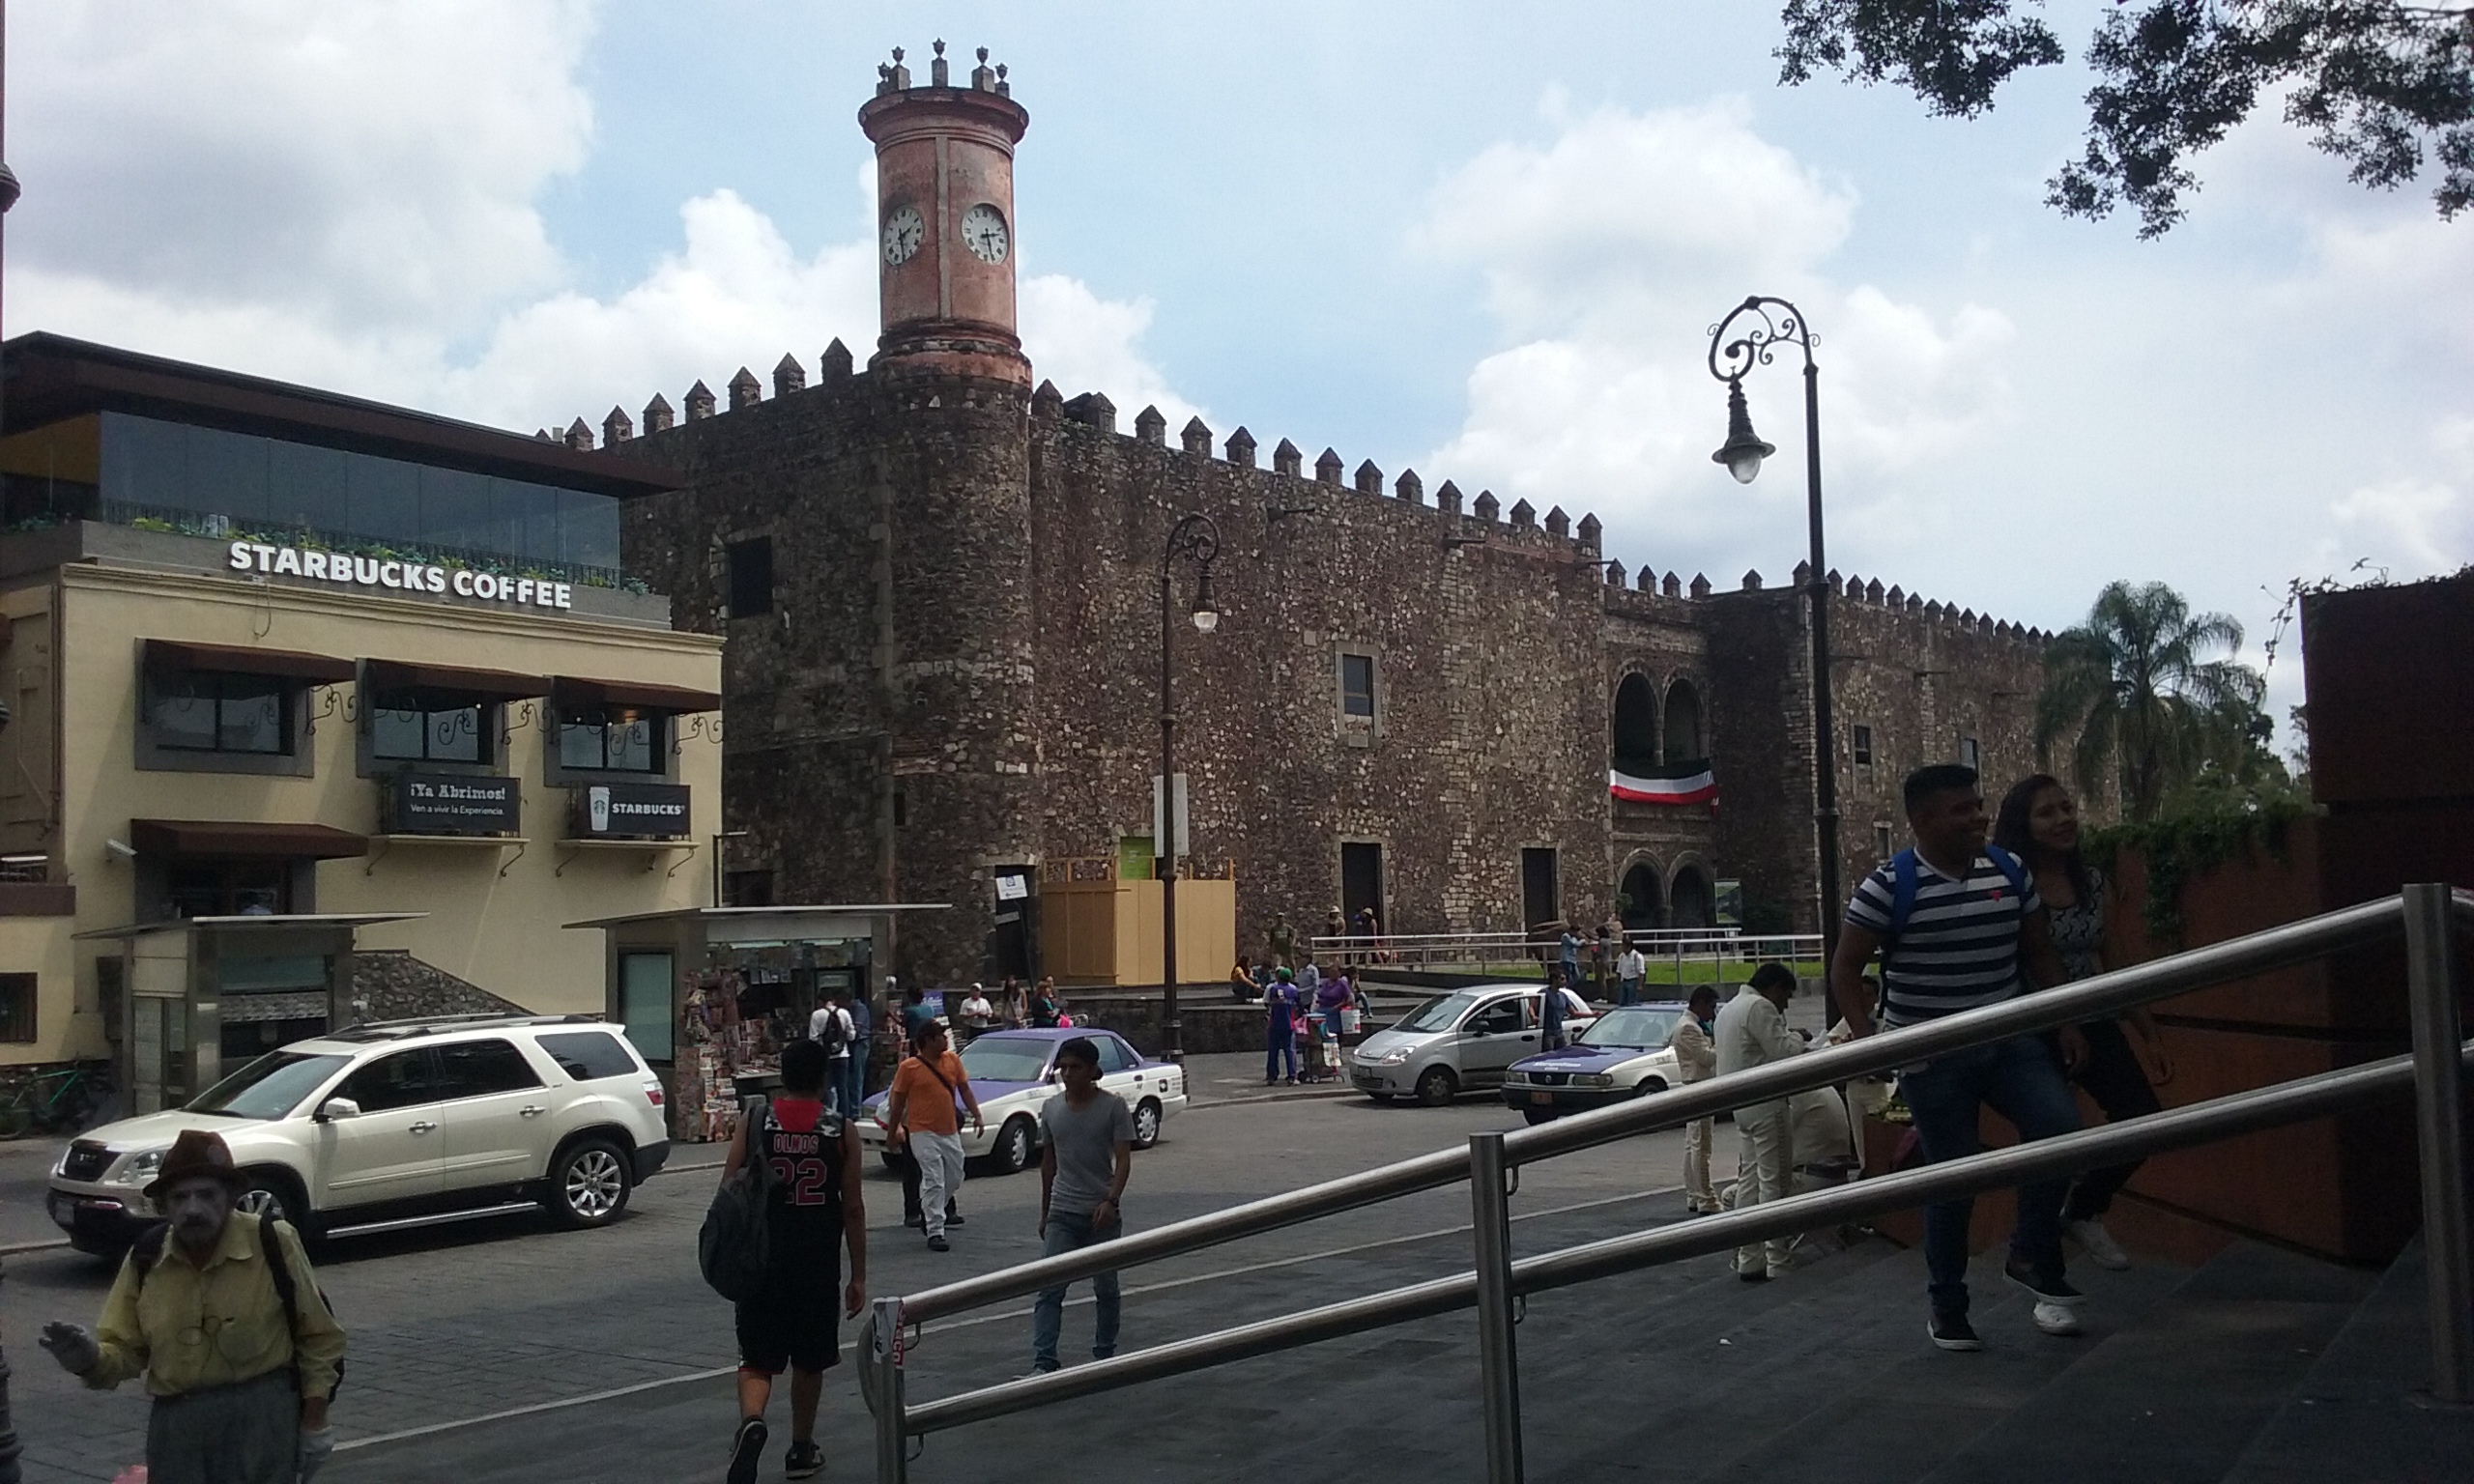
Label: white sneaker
xmin=2068 ymin=1218 xmax=2131 ymax=1271
xmin=2031 ymin=1300 xmax=2083 ymax=1337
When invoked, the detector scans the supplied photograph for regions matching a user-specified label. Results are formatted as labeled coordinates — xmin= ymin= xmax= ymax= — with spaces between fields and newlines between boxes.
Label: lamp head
xmin=1190 ymin=566 xmax=1220 ymax=633
xmin=1711 ymin=378 xmax=1774 ymax=486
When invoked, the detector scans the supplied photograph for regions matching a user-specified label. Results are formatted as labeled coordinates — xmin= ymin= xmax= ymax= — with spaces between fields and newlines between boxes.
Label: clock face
xmin=881 ymin=205 xmax=924 ymax=267
xmin=960 ymin=203 xmax=1009 ymax=265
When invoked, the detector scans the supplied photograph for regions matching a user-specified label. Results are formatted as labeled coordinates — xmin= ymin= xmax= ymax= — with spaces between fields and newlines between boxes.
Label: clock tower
xmin=858 ymin=43 xmax=1031 ymax=385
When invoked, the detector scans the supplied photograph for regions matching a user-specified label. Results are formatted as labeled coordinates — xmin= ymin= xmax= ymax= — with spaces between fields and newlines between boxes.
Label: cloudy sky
xmin=13 ymin=2 xmax=2470 ymax=736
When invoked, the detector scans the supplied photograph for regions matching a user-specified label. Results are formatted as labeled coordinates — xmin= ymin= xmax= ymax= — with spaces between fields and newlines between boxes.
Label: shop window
xmin=371 ymin=694 xmax=490 ymax=764
xmin=559 ymin=708 xmax=665 ymax=773
xmin=1339 ymin=653 xmax=1376 ymax=719
xmin=147 ymin=671 xmax=291 ymax=755
xmin=166 ymin=861 xmax=292 ymax=919
xmin=618 ymin=952 xmax=676 ymax=1062
xmin=0 ymin=974 xmax=35 ymax=1042
xmin=1852 ymin=724 xmax=1874 ymax=767
xmin=728 ymin=537 xmax=774 ymax=618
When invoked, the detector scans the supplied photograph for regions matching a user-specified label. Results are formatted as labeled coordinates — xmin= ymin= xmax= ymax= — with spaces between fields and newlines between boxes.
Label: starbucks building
xmin=0 ymin=333 xmax=724 ymax=1108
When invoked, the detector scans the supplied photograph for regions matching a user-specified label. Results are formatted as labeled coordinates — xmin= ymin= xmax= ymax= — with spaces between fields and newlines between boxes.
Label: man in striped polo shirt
xmin=1831 ymin=763 xmax=2085 ymax=1353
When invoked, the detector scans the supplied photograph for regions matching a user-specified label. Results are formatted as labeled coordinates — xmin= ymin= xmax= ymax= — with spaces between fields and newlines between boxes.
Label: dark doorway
xmin=1613 ymin=673 xmax=1657 ymax=772
xmin=1671 ymin=867 xmax=1715 ymax=929
xmin=1619 ymin=862 xmax=1664 ymax=931
xmin=1340 ymin=843 xmax=1384 ymax=936
xmin=1521 ymin=847 xmax=1560 ymax=931
xmin=166 ymin=859 xmax=292 ymax=918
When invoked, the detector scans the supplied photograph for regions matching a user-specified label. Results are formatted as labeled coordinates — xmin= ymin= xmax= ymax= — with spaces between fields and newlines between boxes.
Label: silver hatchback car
xmin=1348 ymin=985 xmax=1598 ymax=1106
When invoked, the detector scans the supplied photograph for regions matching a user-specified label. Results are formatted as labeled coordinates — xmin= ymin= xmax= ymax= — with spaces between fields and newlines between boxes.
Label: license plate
xmin=1531 ymin=1092 xmax=1553 ymax=1105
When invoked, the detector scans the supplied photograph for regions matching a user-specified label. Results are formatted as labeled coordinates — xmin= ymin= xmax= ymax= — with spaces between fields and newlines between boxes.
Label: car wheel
xmin=1521 ymin=1108 xmax=1557 ymax=1126
xmin=1636 ymin=1078 xmax=1668 ymax=1096
xmin=548 ymin=1139 xmax=632 ymax=1229
xmin=1414 ymin=1067 xmax=1458 ymax=1107
xmin=1131 ymin=1099 xmax=1164 ymax=1151
xmin=879 ymin=1152 xmax=905 ymax=1171
xmin=990 ymin=1116 xmax=1037 ymax=1175
xmin=236 ymin=1170 xmax=311 ymax=1237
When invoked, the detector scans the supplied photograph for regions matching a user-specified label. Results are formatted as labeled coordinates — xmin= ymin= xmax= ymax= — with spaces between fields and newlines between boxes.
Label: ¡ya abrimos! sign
xmin=228 ymin=541 xmax=575 ymax=612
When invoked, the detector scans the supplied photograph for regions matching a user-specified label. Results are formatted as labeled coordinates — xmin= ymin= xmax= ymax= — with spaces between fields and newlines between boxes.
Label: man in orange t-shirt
xmin=884 ymin=1018 xmax=984 ymax=1251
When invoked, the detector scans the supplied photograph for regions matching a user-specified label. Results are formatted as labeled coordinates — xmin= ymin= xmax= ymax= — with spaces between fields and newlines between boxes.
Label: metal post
xmin=872 ymin=1296 xmax=909 ymax=1484
xmin=1159 ymin=567 xmax=1183 ymax=1064
xmin=2403 ymin=882 xmax=2473 ymax=1404
xmin=1471 ymin=1130 xmax=1523 ymax=1484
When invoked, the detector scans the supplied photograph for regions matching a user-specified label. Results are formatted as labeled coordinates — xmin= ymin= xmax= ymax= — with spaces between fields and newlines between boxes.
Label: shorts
xmin=735 ymin=1270 xmax=843 ymax=1375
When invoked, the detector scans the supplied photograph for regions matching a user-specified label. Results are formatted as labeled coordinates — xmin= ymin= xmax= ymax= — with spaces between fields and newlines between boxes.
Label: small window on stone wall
xmin=728 ymin=536 xmax=773 ymax=618
xmin=1852 ymin=724 xmax=1874 ymax=766
xmin=1960 ymin=736 xmax=1981 ymax=772
xmin=1873 ymin=821 xmax=1894 ymax=860
xmin=1339 ymin=654 xmax=1375 ymax=719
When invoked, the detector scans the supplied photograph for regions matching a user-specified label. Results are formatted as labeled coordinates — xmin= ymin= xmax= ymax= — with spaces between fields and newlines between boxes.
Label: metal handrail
xmin=869 ymin=886 xmax=2471 ymax=1478
xmin=893 ymin=893 xmax=2404 ymax=1325
xmin=901 ymin=1042 xmax=2469 ymax=1435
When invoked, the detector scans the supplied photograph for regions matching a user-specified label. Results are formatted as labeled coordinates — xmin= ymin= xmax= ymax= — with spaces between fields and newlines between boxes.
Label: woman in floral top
xmin=1995 ymin=774 xmax=2174 ymax=1273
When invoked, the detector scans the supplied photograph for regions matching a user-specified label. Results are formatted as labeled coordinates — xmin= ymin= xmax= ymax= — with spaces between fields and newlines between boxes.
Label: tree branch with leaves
xmin=1778 ymin=2 xmax=2474 ymax=235
xmin=2036 ymin=581 xmax=2272 ymax=818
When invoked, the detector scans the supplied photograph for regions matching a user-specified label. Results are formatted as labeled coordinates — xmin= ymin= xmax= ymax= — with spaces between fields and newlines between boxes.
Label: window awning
xmin=363 ymin=658 xmax=552 ymax=701
xmin=129 ymin=819 xmax=370 ymax=860
xmin=144 ymin=639 xmax=356 ymax=684
xmin=551 ymin=675 xmax=722 ymax=715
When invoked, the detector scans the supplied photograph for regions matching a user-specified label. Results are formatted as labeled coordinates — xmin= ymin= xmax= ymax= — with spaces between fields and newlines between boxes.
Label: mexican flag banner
xmin=1608 ymin=762 xmax=1716 ymax=806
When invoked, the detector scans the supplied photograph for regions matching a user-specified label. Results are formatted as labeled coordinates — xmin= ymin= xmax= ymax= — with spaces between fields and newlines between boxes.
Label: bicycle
xmin=0 ymin=1065 xmax=101 ymax=1139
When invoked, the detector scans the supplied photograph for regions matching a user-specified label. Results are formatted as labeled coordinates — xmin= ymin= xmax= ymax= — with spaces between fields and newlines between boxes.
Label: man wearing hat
xmin=39 ymin=1128 xmax=346 ymax=1484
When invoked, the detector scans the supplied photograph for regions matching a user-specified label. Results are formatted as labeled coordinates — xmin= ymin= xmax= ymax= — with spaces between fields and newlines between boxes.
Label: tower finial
xmin=931 ymin=38 xmax=949 ymax=86
xmin=977 ymin=45 xmax=988 ymax=62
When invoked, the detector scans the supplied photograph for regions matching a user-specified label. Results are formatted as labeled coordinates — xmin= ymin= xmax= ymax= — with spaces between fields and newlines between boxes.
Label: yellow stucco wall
xmin=0 ymin=559 xmax=723 ymax=1064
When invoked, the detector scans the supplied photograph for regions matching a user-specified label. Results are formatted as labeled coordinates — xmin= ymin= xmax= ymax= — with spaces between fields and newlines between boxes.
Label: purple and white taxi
xmin=1500 ymin=1002 xmax=1691 ymax=1124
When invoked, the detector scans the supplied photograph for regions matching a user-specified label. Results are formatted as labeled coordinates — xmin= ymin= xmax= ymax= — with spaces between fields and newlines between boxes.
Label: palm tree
xmin=2036 ymin=582 xmax=2263 ymax=820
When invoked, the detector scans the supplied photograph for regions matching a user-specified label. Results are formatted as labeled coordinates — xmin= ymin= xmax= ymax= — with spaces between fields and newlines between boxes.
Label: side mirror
xmin=316 ymin=1097 xmax=362 ymax=1122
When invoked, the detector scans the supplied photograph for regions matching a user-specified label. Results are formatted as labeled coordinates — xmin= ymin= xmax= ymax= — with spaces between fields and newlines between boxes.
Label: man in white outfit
xmin=1670 ymin=986 xmax=1721 ymax=1213
xmin=1713 ymin=962 xmax=1806 ymax=1281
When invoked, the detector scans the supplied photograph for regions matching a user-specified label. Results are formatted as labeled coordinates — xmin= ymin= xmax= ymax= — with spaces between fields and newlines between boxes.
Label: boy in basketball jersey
xmin=721 ymin=1039 xmax=868 ymax=1482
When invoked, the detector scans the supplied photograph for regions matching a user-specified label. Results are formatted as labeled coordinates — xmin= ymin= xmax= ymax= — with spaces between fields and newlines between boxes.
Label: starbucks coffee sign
xmin=229 ymin=541 xmax=576 ymax=612
xmin=572 ymin=782 xmax=690 ymax=840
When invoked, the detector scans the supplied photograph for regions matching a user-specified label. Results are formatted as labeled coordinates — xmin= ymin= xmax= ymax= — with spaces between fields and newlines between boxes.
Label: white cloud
xmin=1417 ymin=99 xmax=2013 ymax=583
xmin=8 ymin=0 xmax=1198 ymax=442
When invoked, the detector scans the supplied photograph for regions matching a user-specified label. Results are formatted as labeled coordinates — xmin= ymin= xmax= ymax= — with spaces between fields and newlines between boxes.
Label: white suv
xmin=47 ymin=1015 xmax=672 ymax=1253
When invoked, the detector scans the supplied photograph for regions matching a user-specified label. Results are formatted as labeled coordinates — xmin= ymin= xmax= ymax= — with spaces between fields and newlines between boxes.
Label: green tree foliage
xmin=1776 ymin=2 xmax=2474 ymax=236
xmin=2036 ymin=581 xmax=2274 ymax=818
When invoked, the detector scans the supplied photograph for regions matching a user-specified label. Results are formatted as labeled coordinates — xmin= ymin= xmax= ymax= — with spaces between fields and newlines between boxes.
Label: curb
xmin=0 ymin=1237 xmax=72 ymax=1256
xmin=1189 ymin=1085 xmax=1358 ymax=1109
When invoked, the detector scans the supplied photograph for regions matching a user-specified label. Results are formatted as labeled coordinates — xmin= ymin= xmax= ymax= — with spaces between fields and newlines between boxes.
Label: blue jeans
xmin=832 ymin=1056 xmax=865 ymax=1118
xmin=1266 ymin=1015 xmax=1297 ymax=1080
xmin=1031 ymin=1210 xmax=1122 ymax=1369
xmin=1898 ymin=1036 xmax=2083 ymax=1314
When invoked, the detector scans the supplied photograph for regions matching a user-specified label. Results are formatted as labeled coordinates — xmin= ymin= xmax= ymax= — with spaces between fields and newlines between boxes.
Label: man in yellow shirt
xmin=40 ymin=1128 xmax=346 ymax=1484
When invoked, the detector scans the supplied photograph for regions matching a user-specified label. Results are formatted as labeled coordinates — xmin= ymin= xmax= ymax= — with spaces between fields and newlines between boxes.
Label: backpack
xmin=698 ymin=1096 xmax=775 ymax=1304
xmin=1880 ymin=844 xmax=2032 ymax=976
xmin=810 ymin=1005 xmax=849 ymax=1058
xmin=132 ymin=1213 xmax=342 ymax=1401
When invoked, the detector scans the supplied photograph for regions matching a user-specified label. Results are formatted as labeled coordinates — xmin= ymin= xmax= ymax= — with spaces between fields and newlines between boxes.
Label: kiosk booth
xmin=74 ymin=911 xmax=425 ymax=1113
xmin=565 ymin=904 xmax=947 ymax=1143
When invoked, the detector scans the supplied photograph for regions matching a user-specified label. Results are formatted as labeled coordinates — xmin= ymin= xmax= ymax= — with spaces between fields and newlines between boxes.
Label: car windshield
xmin=187 ymin=1052 xmax=353 ymax=1121
xmin=959 ymin=1039 xmax=1052 ymax=1083
xmin=1579 ymin=1008 xmax=1684 ymax=1050
xmin=1397 ymin=992 xmax=1482 ymax=1034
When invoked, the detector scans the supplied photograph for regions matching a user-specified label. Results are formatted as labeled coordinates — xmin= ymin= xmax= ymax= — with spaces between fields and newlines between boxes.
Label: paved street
xmin=0 ymin=1082 xmax=1715 ymax=1483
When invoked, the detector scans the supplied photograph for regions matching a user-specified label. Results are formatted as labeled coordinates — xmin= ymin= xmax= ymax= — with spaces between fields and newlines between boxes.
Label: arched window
xmin=1662 ymin=679 xmax=1704 ymax=764
xmin=1619 ymin=860 xmax=1665 ymax=931
xmin=1612 ymin=672 xmax=1656 ymax=772
xmin=1670 ymin=865 xmax=1715 ymax=929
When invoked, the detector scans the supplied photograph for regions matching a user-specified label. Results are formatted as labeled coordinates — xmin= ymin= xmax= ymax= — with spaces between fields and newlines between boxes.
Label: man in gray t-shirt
xmin=1031 ymin=1037 xmax=1135 ymax=1373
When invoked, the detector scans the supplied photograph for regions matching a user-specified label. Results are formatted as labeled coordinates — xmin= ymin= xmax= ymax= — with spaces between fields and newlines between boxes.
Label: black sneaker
xmin=927 ymin=1234 xmax=951 ymax=1252
xmin=943 ymin=1209 xmax=965 ymax=1227
xmin=2003 ymin=1260 xmax=2084 ymax=1304
xmin=783 ymin=1439 xmax=823 ymax=1480
xmin=726 ymin=1416 xmax=767 ymax=1484
xmin=1928 ymin=1310 xmax=1983 ymax=1352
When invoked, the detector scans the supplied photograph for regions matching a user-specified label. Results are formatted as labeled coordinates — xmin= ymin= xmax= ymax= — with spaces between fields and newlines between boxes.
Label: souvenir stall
xmin=565 ymin=903 xmax=947 ymax=1144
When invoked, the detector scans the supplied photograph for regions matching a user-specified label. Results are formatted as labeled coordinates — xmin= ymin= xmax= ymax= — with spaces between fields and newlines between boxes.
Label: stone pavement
xmin=0 ymin=1092 xmax=1703 ymax=1483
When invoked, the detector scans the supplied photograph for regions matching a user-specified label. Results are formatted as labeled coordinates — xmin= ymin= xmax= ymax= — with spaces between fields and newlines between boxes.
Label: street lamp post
xmin=1158 ymin=513 xmax=1222 ymax=1065
xmin=1708 ymin=296 xmax=1842 ymax=1020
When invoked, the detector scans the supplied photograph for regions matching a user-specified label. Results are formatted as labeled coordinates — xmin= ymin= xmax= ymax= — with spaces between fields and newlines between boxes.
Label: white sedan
xmin=856 ymin=1028 xmax=1187 ymax=1174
